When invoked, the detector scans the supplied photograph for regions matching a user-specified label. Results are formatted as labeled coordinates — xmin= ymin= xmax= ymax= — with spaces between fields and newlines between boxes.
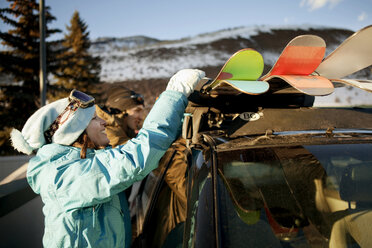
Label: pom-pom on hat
xmin=10 ymin=90 xmax=96 ymax=155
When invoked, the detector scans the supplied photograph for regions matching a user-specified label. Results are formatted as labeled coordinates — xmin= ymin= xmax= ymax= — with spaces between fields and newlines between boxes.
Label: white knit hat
xmin=10 ymin=96 xmax=95 ymax=155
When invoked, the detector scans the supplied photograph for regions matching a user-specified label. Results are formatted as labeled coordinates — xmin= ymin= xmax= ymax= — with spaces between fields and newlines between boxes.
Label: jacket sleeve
xmin=54 ymin=91 xmax=188 ymax=210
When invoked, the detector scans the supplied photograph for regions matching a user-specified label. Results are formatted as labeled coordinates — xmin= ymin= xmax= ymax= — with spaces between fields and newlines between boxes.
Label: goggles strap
xmin=44 ymin=101 xmax=79 ymax=144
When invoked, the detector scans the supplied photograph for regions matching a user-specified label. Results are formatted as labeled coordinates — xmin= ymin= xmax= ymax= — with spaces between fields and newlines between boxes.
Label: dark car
xmin=132 ymin=91 xmax=372 ymax=248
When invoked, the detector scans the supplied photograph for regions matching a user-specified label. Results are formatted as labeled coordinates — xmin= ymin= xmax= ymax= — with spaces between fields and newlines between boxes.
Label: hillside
xmin=91 ymin=25 xmax=372 ymax=109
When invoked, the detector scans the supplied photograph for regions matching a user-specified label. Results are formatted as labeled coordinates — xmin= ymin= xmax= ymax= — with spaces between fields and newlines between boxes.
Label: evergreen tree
xmin=53 ymin=11 xmax=101 ymax=100
xmin=0 ymin=0 xmax=62 ymax=155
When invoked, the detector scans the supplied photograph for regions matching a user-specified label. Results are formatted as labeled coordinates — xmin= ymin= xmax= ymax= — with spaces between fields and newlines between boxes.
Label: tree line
xmin=0 ymin=0 xmax=101 ymax=155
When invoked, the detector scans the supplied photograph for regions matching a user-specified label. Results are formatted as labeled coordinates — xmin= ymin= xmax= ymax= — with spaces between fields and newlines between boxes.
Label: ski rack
xmin=182 ymin=90 xmax=372 ymax=147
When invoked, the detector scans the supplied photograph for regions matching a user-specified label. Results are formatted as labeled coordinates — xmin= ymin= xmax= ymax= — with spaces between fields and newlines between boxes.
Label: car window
xmin=136 ymin=139 xmax=190 ymax=248
xmin=217 ymin=143 xmax=372 ymax=247
xmin=217 ymin=148 xmax=314 ymax=247
xmin=217 ymin=175 xmax=283 ymax=248
xmin=305 ymin=143 xmax=372 ymax=195
xmin=139 ymin=172 xmax=158 ymax=218
xmin=184 ymin=151 xmax=215 ymax=248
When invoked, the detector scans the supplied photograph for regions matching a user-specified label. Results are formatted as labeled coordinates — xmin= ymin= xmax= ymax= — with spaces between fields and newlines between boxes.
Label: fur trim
xmin=10 ymin=128 xmax=34 ymax=155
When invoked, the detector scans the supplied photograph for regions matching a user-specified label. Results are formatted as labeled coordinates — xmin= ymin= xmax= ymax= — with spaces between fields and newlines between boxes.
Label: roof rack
xmin=183 ymin=90 xmax=372 ymax=146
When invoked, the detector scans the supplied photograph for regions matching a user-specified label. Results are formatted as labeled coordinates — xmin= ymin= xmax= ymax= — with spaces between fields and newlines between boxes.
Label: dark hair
xmin=73 ymin=131 xmax=96 ymax=159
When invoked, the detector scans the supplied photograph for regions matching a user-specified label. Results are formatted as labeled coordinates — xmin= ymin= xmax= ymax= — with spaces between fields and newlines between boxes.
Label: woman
xmin=10 ymin=69 xmax=205 ymax=248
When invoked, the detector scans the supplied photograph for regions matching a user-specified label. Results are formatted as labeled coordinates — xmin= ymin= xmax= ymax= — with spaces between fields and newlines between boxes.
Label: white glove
xmin=166 ymin=69 xmax=206 ymax=97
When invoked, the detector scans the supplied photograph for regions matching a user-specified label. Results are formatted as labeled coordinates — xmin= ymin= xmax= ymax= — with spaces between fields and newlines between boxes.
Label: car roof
xmin=183 ymin=92 xmax=372 ymax=147
xmin=226 ymin=107 xmax=372 ymax=138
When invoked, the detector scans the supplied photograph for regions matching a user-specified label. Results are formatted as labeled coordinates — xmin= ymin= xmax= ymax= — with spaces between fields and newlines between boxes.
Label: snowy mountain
xmin=91 ymin=25 xmax=372 ymax=107
xmin=92 ymin=36 xmax=160 ymax=53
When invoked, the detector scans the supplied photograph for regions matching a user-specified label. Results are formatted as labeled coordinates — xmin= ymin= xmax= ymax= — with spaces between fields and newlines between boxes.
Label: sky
xmin=0 ymin=0 xmax=372 ymax=41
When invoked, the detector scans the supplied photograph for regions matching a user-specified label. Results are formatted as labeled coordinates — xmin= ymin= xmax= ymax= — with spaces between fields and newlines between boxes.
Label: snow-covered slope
xmin=91 ymin=25 xmax=350 ymax=81
xmin=92 ymin=25 xmax=372 ymax=107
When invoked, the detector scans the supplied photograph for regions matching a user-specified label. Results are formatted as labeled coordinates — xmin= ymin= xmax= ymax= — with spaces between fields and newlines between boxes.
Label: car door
xmin=133 ymin=139 xmax=191 ymax=248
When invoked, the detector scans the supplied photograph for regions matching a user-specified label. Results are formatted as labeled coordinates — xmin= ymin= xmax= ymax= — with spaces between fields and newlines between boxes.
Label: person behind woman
xmin=10 ymin=69 xmax=205 ymax=248
xmin=96 ymin=86 xmax=145 ymax=147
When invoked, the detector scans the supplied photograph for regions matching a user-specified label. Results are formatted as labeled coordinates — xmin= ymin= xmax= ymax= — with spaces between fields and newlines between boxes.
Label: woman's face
xmin=86 ymin=112 xmax=110 ymax=147
xmin=126 ymin=105 xmax=145 ymax=133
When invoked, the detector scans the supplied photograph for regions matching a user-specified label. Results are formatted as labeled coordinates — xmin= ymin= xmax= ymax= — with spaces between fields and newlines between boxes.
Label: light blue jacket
xmin=27 ymin=91 xmax=188 ymax=248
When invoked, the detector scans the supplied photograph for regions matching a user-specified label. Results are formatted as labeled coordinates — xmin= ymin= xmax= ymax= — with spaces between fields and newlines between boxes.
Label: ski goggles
xmin=128 ymin=93 xmax=144 ymax=105
xmin=44 ymin=90 xmax=95 ymax=143
xmin=69 ymin=89 xmax=95 ymax=109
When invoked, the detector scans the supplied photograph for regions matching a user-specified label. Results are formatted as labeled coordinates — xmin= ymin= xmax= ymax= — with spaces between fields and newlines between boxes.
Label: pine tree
xmin=0 ymin=0 xmax=62 ymax=154
xmin=53 ymin=11 xmax=101 ymax=100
